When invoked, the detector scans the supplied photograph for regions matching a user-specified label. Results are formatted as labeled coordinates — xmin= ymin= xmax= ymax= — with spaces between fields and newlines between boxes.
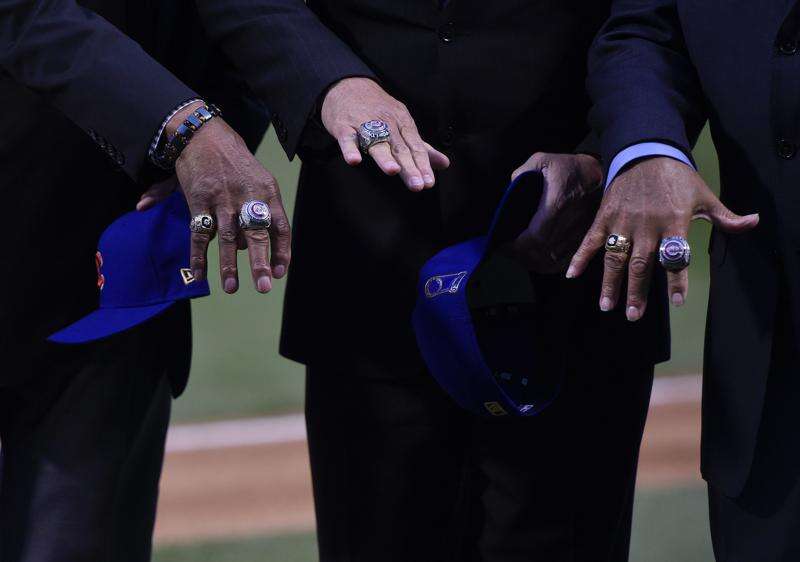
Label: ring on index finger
xmin=238 ymin=200 xmax=272 ymax=231
xmin=357 ymin=120 xmax=391 ymax=152
xmin=605 ymin=234 xmax=632 ymax=255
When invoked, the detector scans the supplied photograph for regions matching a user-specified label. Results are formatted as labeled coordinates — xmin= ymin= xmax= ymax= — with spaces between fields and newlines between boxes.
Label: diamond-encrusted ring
xmin=189 ymin=213 xmax=216 ymax=235
xmin=659 ymin=236 xmax=691 ymax=271
xmin=605 ymin=234 xmax=632 ymax=255
xmin=238 ymin=200 xmax=272 ymax=231
xmin=357 ymin=120 xmax=391 ymax=152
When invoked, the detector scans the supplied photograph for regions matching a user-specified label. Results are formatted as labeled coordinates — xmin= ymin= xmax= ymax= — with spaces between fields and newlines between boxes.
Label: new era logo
xmin=180 ymin=268 xmax=196 ymax=285
xmin=484 ymin=402 xmax=508 ymax=416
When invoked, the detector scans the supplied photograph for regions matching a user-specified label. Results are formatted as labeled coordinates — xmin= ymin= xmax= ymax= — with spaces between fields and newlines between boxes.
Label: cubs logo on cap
xmin=412 ymin=172 xmax=578 ymax=417
xmin=48 ymin=192 xmax=210 ymax=344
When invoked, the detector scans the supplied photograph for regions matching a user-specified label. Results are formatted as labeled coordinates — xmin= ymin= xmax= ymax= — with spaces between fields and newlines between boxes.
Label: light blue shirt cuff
xmin=605 ymin=142 xmax=695 ymax=189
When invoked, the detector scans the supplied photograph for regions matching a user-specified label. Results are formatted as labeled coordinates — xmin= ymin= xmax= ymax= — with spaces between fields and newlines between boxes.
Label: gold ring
xmin=605 ymin=234 xmax=631 ymax=254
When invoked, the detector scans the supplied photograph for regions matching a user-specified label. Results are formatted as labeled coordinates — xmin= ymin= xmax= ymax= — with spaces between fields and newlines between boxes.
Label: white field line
xmin=165 ymin=374 xmax=702 ymax=453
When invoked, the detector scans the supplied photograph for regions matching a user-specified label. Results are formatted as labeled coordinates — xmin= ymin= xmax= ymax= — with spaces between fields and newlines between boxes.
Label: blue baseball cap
xmin=412 ymin=171 xmax=577 ymax=417
xmin=48 ymin=192 xmax=210 ymax=344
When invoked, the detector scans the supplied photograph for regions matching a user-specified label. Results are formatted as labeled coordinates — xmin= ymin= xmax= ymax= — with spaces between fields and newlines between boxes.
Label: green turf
xmin=173 ymin=128 xmax=721 ymax=423
xmin=153 ymin=532 xmax=318 ymax=562
xmin=154 ymin=486 xmax=713 ymax=562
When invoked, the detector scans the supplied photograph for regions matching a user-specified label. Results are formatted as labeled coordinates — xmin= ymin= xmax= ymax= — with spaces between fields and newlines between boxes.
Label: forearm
xmin=194 ymin=0 xmax=375 ymax=158
xmin=587 ymin=0 xmax=708 ymax=172
xmin=0 ymin=0 xmax=197 ymax=182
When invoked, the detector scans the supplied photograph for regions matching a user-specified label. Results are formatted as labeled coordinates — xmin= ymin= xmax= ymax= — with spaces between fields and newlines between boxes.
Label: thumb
xmin=703 ymin=197 xmax=759 ymax=233
xmin=511 ymin=153 xmax=547 ymax=182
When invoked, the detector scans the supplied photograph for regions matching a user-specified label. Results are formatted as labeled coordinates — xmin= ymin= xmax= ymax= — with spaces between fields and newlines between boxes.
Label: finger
xmin=399 ymin=123 xmax=436 ymax=188
xmin=567 ymin=222 xmax=607 ymax=278
xmin=667 ymin=268 xmax=689 ymax=307
xmin=333 ymin=124 xmax=362 ymax=166
xmin=367 ymin=142 xmax=402 ymax=176
xmin=137 ymin=180 xmax=176 ymax=211
xmin=216 ymin=210 xmax=240 ymax=294
xmin=190 ymin=232 xmax=212 ymax=282
xmin=243 ymin=228 xmax=272 ymax=293
xmin=625 ymin=239 xmax=657 ymax=322
xmin=267 ymin=198 xmax=292 ymax=280
xmin=425 ymin=143 xmax=450 ymax=170
xmin=387 ymin=135 xmax=425 ymax=191
xmin=599 ymin=248 xmax=629 ymax=312
xmin=511 ymin=153 xmax=545 ymax=182
xmin=699 ymin=196 xmax=759 ymax=233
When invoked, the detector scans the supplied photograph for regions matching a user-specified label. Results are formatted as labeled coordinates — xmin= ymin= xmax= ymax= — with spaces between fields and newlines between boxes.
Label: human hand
xmin=137 ymin=176 xmax=179 ymax=211
xmin=567 ymin=157 xmax=759 ymax=320
xmin=510 ymin=153 xmax=603 ymax=274
xmin=321 ymin=77 xmax=450 ymax=190
xmin=170 ymin=102 xmax=291 ymax=294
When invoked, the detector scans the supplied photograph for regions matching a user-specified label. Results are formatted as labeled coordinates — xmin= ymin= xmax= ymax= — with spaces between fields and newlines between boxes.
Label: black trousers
xmin=0 ymin=304 xmax=189 ymax=562
xmin=709 ymin=292 xmax=800 ymax=562
xmin=306 ymin=352 xmax=655 ymax=562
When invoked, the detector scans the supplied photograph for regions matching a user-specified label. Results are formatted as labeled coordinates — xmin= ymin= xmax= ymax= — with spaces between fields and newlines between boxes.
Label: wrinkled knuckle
xmin=247 ymin=229 xmax=270 ymax=243
xmin=601 ymin=282 xmax=617 ymax=297
xmin=218 ymin=227 xmax=238 ymax=244
xmin=604 ymin=252 xmax=627 ymax=271
xmin=409 ymin=143 xmax=427 ymax=155
xmin=190 ymin=255 xmax=206 ymax=268
xmin=629 ymin=256 xmax=650 ymax=277
xmin=391 ymin=142 xmax=410 ymax=155
xmin=220 ymin=264 xmax=238 ymax=276
xmin=274 ymin=249 xmax=292 ymax=264
xmin=272 ymin=215 xmax=291 ymax=235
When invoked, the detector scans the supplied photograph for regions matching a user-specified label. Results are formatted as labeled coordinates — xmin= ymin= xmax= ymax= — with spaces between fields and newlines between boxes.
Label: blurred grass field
xmin=173 ymin=127 xmax=720 ymax=424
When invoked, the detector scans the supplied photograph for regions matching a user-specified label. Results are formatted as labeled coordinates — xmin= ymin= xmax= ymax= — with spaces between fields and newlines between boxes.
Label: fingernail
xmin=423 ymin=174 xmax=434 ymax=184
xmin=224 ymin=278 xmax=237 ymax=293
xmin=410 ymin=177 xmax=424 ymax=188
xmin=257 ymin=276 xmax=272 ymax=293
xmin=600 ymin=297 xmax=613 ymax=312
xmin=672 ymin=293 xmax=684 ymax=306
xmin=273 ymin=265 xmax=286 ymax=279
xmin=627 ymin=306 xmax=640 ymax=321
xmin=566 ymin=266 xmax=576 ymax=279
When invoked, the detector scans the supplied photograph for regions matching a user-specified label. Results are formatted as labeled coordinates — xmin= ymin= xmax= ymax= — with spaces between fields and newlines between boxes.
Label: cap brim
xmin=47 ymin=302 xmax=176 ymax=344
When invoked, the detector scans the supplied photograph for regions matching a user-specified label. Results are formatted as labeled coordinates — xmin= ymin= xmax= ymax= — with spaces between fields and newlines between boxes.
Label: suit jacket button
xmin=439 ymin=22 xmax=455 ymax=43
xmin=777 ymin=138 xmax=797 ymax=159
xmin=779 ymin=39 xmax=798 ymax=55
xmin=441 ymin=126 xmax=455 ymax=147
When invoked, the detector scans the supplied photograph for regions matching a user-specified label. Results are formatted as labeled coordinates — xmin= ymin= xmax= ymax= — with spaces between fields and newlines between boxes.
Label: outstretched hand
xmin=321 ymin=77 xmax=450 ymax=190
xmin=567 ymin=157 xmax=759 ymax=320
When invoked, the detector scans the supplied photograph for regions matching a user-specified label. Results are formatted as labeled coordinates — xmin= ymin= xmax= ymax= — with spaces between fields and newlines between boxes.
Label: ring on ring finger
xmin=605 ymin=233 xmax=632 ymax=255
xmin=659 ymin=236 xmax=691 ymax=271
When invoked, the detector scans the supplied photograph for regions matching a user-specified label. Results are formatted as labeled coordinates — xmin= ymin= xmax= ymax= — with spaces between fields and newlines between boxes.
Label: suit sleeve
xmin=586 ymin=0 xmax=708 ymax=173
xmin=194 ymin=0 xmax=376 ymax=159
xmin=0 ymin=0 xmax=198 ymax=182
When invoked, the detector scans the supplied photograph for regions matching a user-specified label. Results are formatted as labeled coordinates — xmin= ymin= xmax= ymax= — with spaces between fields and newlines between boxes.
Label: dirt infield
xmin=154 ymin=379 xmax=703 ymax=546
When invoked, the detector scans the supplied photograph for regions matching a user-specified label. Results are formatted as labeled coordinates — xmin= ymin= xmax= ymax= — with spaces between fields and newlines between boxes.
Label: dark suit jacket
xmin=588 ymin=0 xmax=800 ymax=496
xmin=0 ymin=0 xmax=272 ymax=386
xmin=196 ymin=0 xmax=670 ymax=372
